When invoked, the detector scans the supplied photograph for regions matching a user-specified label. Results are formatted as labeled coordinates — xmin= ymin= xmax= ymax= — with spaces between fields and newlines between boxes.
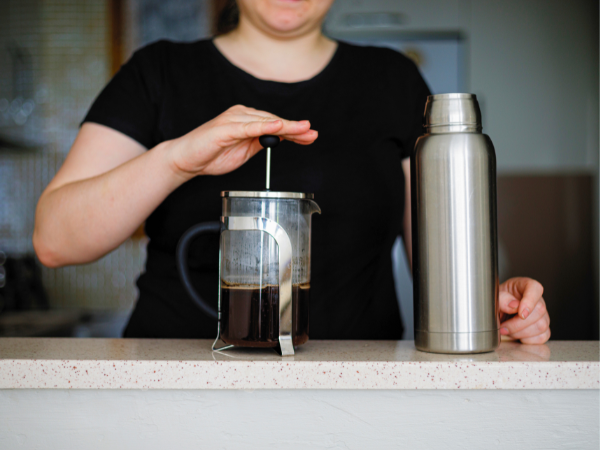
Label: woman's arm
xmin=33 ymin=105 xmax=317 ymax=268
xmin=401 ymin=158 xmax=412 ymax=269
xmin=34 ymin=123 xmax=179 ymax=267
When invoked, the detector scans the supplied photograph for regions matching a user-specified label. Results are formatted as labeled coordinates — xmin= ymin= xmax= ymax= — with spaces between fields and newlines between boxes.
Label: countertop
xmin=0 ymin=338 xmax=597 ymax=390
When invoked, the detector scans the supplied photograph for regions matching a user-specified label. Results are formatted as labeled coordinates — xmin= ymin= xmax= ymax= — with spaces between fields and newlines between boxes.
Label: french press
xmin=176 ymin=136 xmax=321 ymax=356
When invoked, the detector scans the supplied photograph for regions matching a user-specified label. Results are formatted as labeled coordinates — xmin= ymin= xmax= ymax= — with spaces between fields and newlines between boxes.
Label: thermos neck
xmin=424 ymin=93 xmax=482 ymax=134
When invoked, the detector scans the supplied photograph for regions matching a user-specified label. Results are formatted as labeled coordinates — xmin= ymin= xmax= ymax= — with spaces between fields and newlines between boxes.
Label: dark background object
xmin=497 ymin=175 xmax=598 ymax=340
xmin=0 ymin=254 xmax=49 ymax=313
xmin=213 ymin=0 xmax=238 ymax=35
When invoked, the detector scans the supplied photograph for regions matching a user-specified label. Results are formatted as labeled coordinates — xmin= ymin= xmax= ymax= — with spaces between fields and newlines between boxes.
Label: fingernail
xmin=508 ymin=300 xmax=519 ymax=309
xmin=500 ymin=327 xmax=509 ymax=335
xmin=521 ymin=308 xmax=530 ymax=320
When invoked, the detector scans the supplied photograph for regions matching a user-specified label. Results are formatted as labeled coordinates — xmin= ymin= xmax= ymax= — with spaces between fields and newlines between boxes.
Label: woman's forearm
xmin=34 ymin=106 xmax=316 ymax=268
xmin=401 ymin=158 xmax=412 ymax=271
xmin=33 ymin=140 xmax=189 ymax=267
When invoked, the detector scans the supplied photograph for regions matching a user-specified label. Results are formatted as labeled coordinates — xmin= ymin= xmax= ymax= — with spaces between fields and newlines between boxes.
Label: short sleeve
xmin=400 ymin=64 xmax=431 ymax=160
xmin=82 ymin=42 xmax=165 ymax=149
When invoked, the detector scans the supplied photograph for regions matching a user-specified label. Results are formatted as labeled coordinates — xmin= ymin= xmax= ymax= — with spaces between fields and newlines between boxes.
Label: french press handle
xmin=175 ymin=222 xmax=221 ymax=320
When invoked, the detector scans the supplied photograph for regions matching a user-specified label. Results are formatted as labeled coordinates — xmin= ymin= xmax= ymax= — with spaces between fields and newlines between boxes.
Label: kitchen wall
xmin=0 ymin=1 xmax=145 ymax=312
xmin=0 ymin=0 xmax=210 ymax=318
xmin=1 ymin=0 xmax=597 ymax=338
xmin=0 ymin=0 xmax=214 ymax=315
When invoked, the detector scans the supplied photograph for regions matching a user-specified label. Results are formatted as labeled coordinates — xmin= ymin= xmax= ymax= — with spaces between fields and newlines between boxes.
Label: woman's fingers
xmin=500 ymin=297 xmax=548 ymax=335
xmin=520 ymin=329 xmax=551 ymax=345
xmin=500 ymin=277 xmax=544 ymax=320
xmin=497 ymin=277 xmax=550 ymax=344
xmin=265 ymin=119 xmax=312 ymax=136
xmin=224 ymin=109 xmax=308 ymax=130
xmin=227 ymin=105 xmax=274 ymax=119
xmin=500 ymin=298 xmax=551 ymax=345
xmin=242 ymin=119 xmax=285 ymax=138
xmin=498 ymin=290 xmax=520 ymax=316
xmin=286 ymin=130 xmax=318 ymax=145
xmin=227 ymin=119 xmax=312 ymax=140
xmin=505 ymin=312 xmax=550 ymax=340
xmin=517 ymin=279 xmax=544 ymax=320
xmin=221 ymin=106 xmax=316 ymax=146
xmin=186 ymin=105 xmax=319 ymax=176
xmin=229 ymin=111 xmax=283 ymax=122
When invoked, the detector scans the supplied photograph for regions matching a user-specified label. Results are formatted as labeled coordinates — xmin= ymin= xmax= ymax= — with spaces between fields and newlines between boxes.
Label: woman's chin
xmin=238 ymin=0 xmax=332 ymax=36
xmin=259 ymin=1 xmax=318 ymax=31
xmin=262 ymin=14 xmax=313 ymax=35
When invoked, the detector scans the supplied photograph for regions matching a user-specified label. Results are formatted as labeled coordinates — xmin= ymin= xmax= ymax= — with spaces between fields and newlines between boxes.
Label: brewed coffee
xmin=220 ymin=282 xmax=309 ymax=347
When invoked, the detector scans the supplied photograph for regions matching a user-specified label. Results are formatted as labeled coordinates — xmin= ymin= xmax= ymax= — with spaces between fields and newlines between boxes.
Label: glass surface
xmin=219 ymin=197 xmax=319 ymax=347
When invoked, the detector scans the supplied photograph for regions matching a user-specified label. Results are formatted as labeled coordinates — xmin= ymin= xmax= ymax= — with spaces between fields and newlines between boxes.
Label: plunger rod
xmin=266 ymin=147 xmax=272 ymax=190
xmin=258 ymin=135 xmax=280 ymax=191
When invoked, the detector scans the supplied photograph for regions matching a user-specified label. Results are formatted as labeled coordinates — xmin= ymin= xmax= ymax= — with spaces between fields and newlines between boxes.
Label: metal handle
xmin=176 ymin=221 xmax=221 ymax=320
xmin=220 ymin=216 xmax=294 ymax=356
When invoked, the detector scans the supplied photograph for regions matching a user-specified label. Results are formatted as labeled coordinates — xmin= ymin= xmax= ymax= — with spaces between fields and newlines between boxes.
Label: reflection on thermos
xmin=411 ymin=93 xmax=500 ymax=354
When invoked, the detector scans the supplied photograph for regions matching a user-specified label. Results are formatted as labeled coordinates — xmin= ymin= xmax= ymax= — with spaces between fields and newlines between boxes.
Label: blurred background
xmin=0 ymin=0 xmax=597 ymax=340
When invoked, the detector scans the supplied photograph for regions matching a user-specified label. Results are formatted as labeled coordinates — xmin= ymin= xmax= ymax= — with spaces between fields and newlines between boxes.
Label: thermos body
xmin=411 ymin=94 xmax=500 ymax=353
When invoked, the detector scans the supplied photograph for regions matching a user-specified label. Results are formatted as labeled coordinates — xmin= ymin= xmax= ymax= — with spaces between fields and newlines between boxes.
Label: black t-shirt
xmin=83 ymin=39 xmax=430 ymax=340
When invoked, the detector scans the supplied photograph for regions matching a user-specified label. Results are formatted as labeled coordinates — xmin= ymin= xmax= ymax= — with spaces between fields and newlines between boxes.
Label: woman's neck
xmin=213 ymin=18 xmax=337 ymax=83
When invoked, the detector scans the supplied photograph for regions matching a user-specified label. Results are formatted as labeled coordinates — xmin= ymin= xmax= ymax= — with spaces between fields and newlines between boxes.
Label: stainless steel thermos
xmin=411 ymin=93 xmax=500 ymax=353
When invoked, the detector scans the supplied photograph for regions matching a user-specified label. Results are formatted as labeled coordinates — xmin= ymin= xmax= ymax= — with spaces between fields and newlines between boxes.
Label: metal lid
xmin=429 ymin=93 xmax=475 ymax=101
xmin=424 ymin=93 xmax=482 ymax=130
xmin=221 ymin=191 xmax=314 ymax=199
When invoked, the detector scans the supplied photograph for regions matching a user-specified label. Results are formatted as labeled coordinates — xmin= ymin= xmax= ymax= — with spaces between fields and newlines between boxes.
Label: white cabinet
xmin=326 ymin=0 xmax=466 ymax=32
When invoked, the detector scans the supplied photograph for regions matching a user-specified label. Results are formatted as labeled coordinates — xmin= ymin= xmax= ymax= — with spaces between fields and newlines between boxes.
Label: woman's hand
xmin=498 ymin=277 xmax=550 ymax=344
xmin=166 ymin=104 xmax=318 ymax=179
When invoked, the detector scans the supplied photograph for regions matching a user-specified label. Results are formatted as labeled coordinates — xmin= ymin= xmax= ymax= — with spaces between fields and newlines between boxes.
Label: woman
xmin=33 ymin=0 xmax=550 ymax=343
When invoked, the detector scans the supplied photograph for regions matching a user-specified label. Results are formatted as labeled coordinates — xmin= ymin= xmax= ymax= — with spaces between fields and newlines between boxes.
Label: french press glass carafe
xmin=176 ymin=190 xmax=321 ymax=356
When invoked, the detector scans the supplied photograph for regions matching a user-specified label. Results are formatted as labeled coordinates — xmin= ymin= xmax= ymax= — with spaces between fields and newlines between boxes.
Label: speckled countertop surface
xmin=0 ymin=339 xmax=597 ymax=390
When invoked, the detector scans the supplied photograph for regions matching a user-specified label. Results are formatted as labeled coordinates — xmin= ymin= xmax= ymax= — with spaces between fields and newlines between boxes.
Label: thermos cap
xmin=424 ymin=93 xmax=482 ymax=130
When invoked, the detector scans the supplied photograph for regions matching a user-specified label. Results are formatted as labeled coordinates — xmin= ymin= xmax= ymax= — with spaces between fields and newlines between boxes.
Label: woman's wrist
xmin=158 ymin=137 xmax=198 ymax=185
